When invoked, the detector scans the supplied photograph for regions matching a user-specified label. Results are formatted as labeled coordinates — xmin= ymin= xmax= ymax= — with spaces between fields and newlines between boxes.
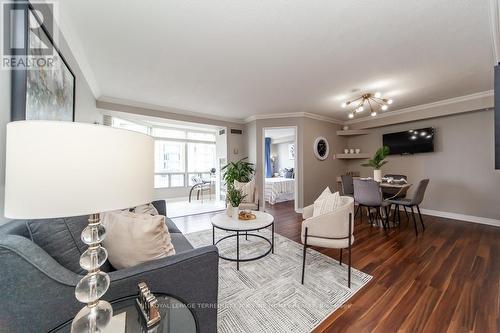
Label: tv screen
xmin=383 ymin=127 xmax=435 ymax=155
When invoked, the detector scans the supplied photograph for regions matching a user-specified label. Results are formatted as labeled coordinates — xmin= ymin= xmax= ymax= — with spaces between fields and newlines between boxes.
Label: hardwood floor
xmin=173 ymin=201 xmax=500 ymax=333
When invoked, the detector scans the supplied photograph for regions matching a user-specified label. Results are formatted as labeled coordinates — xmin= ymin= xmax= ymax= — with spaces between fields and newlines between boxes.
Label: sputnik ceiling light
xmin=341 ymin=92 xmax=393 ymax=119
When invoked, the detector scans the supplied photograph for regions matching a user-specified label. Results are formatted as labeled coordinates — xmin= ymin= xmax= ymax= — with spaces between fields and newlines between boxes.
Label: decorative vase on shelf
xmin=374 ymin=169 xmax=382 ymax=182
xmin=232 ymin=206 xmax=239 ymax=220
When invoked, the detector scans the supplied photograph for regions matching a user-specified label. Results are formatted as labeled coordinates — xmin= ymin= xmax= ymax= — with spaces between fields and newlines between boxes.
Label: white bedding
xmin=265 ymin=177 xmax=295 ymax=204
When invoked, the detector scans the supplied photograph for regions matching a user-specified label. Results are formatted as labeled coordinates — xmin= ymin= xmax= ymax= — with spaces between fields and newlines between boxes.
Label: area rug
xmin=185 ymin=228 xmax=372 ymax=333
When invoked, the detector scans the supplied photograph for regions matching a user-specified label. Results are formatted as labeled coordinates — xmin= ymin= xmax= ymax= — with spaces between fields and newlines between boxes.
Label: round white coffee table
xmin=211 ymin=211 xmax=274 ymax=270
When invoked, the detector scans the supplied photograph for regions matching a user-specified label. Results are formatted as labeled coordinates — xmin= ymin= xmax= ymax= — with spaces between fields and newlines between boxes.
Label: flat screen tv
xmin=383 ymin=127 xmax=435 ymax=155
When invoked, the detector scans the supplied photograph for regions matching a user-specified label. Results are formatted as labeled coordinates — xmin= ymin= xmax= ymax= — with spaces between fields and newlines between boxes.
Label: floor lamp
xmin=4 ymin=121 xmax=154 ymax=332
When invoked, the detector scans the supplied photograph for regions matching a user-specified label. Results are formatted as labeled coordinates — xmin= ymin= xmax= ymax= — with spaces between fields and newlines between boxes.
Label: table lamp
xmin=4 ymin=121 xmax=154 ymax=332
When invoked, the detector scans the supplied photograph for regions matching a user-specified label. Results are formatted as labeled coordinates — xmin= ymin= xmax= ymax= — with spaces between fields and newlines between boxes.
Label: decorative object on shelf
xmin=341 ymin=92 xmax=394 ymax=119
xmin=136 ymin=282 xmax=161 ymax=328
xmin=227 ymin=186 xmax=246 ymax=220
xmin=11 ymin=4 xmax=75 ymax=122
xmin=4 ymin=121 xmax=154 ymax=333
xmin=344 ymin=149 xmax=349 ymax=154
xmin=355 ymin=149 xmax=361 ymax=154
xmin=361 ymin=146 xmax=390 ymax=182
xmin=239 ymin=210 xmax=257 ymax=220
xmin=342 ymin=125 xmax=349 ymax=130
xmin=349 ymin=148 xmax=355 ymax=154
xmin=313 ymin=137 xmax=330 ymax=160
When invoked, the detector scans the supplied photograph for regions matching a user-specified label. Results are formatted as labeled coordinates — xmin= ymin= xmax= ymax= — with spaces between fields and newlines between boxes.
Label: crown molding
xmin=489 ymin=0 xmax=500 ymax=64
xmin=97 ymin=96 xmax=246 ymax=125
xmin=244 ymin=112 xmax=343 ymax=124
xmin=344 ymin=90 xmax=494 ymax=126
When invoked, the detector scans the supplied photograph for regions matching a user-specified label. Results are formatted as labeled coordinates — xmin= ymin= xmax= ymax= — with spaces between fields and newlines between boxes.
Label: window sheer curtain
xmin=265 ymin=137 xmax=272 ymax=178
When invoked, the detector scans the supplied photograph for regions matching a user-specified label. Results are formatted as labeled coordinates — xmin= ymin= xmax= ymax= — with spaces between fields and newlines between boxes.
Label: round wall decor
xmin=313 ymin=137 xmax=329 ymax=160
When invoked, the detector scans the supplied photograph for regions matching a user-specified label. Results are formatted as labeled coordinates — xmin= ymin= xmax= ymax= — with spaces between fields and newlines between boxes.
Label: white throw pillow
xmin=317 ymin=186 xmax=332 ymax=201
xmin=133 ymin=203 xmax=159 ymax=216
xmin=313 ymin=191 xmax=341 ymax=217
xmin=102 ymin=211 xmax=175 ymax=269
xmin=234 ymin=179 xmax=255 ymax=203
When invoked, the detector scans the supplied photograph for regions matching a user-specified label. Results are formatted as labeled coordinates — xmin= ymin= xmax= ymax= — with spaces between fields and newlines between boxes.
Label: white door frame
xmin=262 ymin=126 xmax=299 ymax=212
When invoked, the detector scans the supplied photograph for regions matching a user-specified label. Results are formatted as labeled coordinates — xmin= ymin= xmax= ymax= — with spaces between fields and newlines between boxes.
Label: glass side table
xmin=50 ymin=294 xmax=197 ymax=333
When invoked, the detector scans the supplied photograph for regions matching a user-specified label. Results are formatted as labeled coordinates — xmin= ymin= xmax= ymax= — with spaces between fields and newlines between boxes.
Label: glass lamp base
xmin=71 ymin=300 xmax=113 ymax=333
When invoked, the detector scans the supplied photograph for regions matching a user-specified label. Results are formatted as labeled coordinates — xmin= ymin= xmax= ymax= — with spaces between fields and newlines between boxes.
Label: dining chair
xmin=353 ymin=179 xmax=390 ymax=229
xmin=340 ymin=175 xmax=354 ymax=198
xmin=387 ymin=179 xmax=430 ymax=236
xmin=301 ymin=196 xmax=354 ymax=288
xmin=189 ymin=176 xmax=211 ymax=202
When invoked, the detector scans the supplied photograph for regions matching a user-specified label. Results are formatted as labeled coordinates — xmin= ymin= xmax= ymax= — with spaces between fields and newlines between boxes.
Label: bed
xmin=265 ymin=177 xmax=295 ymax=204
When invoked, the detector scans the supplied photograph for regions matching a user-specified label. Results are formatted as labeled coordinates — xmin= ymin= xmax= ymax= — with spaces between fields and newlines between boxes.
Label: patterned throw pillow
xmin=313 ymin=191 xmax=341 ymax=217
xmin=234 ymin=179 xmax=255 ymax=203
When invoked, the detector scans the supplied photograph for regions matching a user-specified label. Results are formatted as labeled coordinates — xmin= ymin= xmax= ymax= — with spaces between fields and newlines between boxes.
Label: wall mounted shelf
xmin=336 ymin=129 xmax=371 ymax=136
xmin=334 ymin=153 xmax=370 ymax=160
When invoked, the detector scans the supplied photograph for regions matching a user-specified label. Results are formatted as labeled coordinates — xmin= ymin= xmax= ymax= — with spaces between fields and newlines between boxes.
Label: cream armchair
xmin=301 ymin=196 xmax=355 ymax=288
xmin=237 ymin=186 xmax=260 ymax=211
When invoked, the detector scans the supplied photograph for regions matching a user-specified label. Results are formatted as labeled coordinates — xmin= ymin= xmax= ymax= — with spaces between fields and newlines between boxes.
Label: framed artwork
xmin=288 ymin=143 xmax=295 ymax=160
xmin=11 ymin=4 xmax=75 ymax=122
xmin=313 ymin=137 xmax=329 ymax=160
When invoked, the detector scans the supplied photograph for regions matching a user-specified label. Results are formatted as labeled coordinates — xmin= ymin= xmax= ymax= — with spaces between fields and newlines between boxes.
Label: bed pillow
xmin=313 ymin=191 xmax=341 ymax=217
xmin=102 ymin=211 xmax=175 ymax=269
xmin=234 ymin=179 xmax=255 ymax=203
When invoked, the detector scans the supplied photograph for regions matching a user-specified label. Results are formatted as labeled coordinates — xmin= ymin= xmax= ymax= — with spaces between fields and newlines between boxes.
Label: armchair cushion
xmin=234 ymin=179 xmax=255 ymax=203
xmin=301 ymin=196 xmax=355 ymax=249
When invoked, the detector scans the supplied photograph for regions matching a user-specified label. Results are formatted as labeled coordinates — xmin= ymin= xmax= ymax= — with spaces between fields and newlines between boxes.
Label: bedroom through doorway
xmin=262 ymin=127 xmax=298 ymax=211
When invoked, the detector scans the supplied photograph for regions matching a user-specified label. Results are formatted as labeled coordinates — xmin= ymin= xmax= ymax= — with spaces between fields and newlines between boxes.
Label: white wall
xmin=270 ymin=141 xmax=294 ymax=172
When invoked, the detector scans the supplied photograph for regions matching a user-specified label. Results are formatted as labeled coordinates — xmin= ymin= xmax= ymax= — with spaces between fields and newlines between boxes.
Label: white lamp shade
xmin=4 ymin=121 xmax=154 ymax=219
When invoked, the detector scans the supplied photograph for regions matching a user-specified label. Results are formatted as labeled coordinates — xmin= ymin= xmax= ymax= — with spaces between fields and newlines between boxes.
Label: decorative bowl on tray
xmin=238 ymin=210 xmax=256 ymax=220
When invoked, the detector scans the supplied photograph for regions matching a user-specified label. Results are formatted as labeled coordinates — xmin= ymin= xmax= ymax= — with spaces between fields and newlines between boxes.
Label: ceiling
xmin=60 ymin=0 xmax=496 ymax=121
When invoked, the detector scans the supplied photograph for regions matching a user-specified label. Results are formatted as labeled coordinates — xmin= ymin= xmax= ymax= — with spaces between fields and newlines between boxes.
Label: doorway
xmin=262 ymin=127 xmax=299 ymax=212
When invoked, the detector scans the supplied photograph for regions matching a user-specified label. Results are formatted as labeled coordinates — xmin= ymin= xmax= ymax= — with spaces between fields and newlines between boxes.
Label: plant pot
xmin=232 ymin=206 xmax=240 ymax=220
xmin=373 ymin=169 xmax=382 ymax=182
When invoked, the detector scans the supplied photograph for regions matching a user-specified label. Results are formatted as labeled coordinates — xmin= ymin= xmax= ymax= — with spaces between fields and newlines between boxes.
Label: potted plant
xmin=221 ymin=157 xmax=255 ymax=185
xmin=226 ymin=186 xmax=246 ymax=219
xmin=361 ymin=146 xmax=390 ymax=182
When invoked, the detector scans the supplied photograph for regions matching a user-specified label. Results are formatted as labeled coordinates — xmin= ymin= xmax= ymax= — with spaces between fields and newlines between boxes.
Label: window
xmin=188 ymin=143 xmax=216 ymax=173
xmin=112 ymin=118 xmax=148 ymax=134
xmin=112 ymin=117 xmax=217 ymax=189
xmin=187 ymin=132 xmax=216 ymax=142
xmin=152 ymin=128 xmax=185 ymax=139
xmin=155 ymin=141 xmax=185 ymax=173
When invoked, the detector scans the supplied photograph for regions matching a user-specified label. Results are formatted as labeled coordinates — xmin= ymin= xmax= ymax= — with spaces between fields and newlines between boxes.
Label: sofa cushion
xmin=26 ymin=216 xmax=114 ymax=274
xmin=26 ymin=216 xmax=87 ymax=275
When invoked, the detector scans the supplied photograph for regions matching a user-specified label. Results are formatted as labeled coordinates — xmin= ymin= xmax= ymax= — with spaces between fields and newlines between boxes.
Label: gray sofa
xmin=0 ymin=200 xmax=218 ymax=333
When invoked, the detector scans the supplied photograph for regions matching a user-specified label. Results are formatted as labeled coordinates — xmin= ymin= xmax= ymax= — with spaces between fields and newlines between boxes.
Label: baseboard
xmin=419 ymin=208 xmax=500 ymax=227
xmin=295 ymin=208 xmax=303 ymax=214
